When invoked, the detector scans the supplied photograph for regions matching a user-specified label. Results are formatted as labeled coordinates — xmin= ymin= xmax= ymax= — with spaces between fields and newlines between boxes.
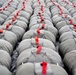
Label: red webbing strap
xmin=41 ymin=5 xmax=44 ymax=13
xmin=0 ymin=8 xmax=2 ymax=11
xmin=0 ymin=29 xmax=3 ymax=33
xmin=41 ymin=62 xmax=47 ymax=75
xmin=5 ymin=5 xmax=8 ymax=9
xmin=62 ymin=0 xmax=69 ymax=4
xmin=3 ymin=7 xmax=5 ymax=10
xmin=72 ymin=4 xmax=76 ymax=7
xmin=22 ymin=1 xmax=25 ymax=5
xmin=15 ymin=9 xmax=21 ymax=16
xmin=37 ymin=45 xmax=42 ymax=54
xmin=69 ymin=19 xmax=73 ymax=24
xmin=8 ymin=2 xmax=10 ymax=6
xmin=40 ymin=18 xmax=44 ymax=22
xmin=73 ymin=25 xmax=76 ymax=29
xmin=64 ymin=14 xmax=67 ymax=18
xmin=64 ymin=0 xmax=69 ymax=4
xmin=10 ymin=9 xmax=20 ymax=23
xmin=50 ymin=0 xmax=56 ymax=5
xmin=36 ymin=24 xmax=45 ymax=34
xmin=5 ymin=0 xmax=27 ymax=30
xmin=35 ymin=36 xmax=39 ymax=45
xmin=73 ymin=25 xmax=76 ymax=32
xmin=57 ymin=5 xmax=63 ymax=15
xmin=22 ymin=6 xmax=25 ymax=10
xmin=39 ymin=15 xmax=43 ymax=19
xmin=41 ymin=24 xmax=45 ymax=29
xmin=37 ymin=29 xmax=40 ymax=34
xmin=38 ymin=12 xmax=45 ymax=22
xmin=38 ymin=12 xmax=41 ymax=15
xmin=22 ymin=1 xmax=26 ymax=10
xmin=6 ymin=23 xmax=11 ymax=30
xmin=11 ymin=17 xmax=17 ymax=23
xmin=63 ymin=0 xmax=76 ymax=8
xmin=11 ymin=1 xmax=25 ymax=23
xmin=40 ymin=15 xmax=44 ymax=22
xmin=0 ymin=0 xmax=12 ymax=12
xmin=38 ymin=0 xmax=41 ymax=5
xmin=50 ymin=0 xmax=63 ymax=15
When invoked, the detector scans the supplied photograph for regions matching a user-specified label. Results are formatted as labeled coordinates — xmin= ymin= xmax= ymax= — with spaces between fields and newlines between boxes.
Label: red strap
xmin=41 ymin=24 xmax=45 ymax=29
xmin=60 ymin=10 xmax=63 ymax=15
xmin=5 ymin=5 xmax=8 ymax=8
xmin=15 ymin=12 xmax=19 ymax=17
xmin=57 ymin=5 xmax=63 ymax=15
xmin=22 ymin=2 xmax=25 ymax=4
xmin=22 ymin=1 xmax=25 ymax=5
xmin=16 ymin=10 xmax=20 ymax=16
xmin=15 ymin=11 xmax=20 ymax=17
xmin=64 ymin=14 xmax=67 ymax=18
xmin=0 ymin=8 xmax=2 ymax=11
xmin=0 ymin=29 xmax=3 ymax=33
xmin=11 ymin=17 xmax=16 ymax=23
xmin=37 ymin=45 xmax=42 ymax=54
xmin=40 ymin=15 xmax=43 ymax=20
xmin=39 ymin=13 xmax=42 ymax=18
xmin=57 ymin=5 xmax=61 ymax=10
xmin=38 ymin=12 xmax=42 ymax=17
xmin=18 ymin=9 xmax=21 ymax=13
xmin=35 ymin=36 xmax=39 ymax=44
xmin=36 ymin=24 xmax=44 ymax=34
xmin=22 ymin=1 xmax=26 ymax=10
xmin=38 ymin=0 xmax=40 ymax=5
xmin=38 ymin=12 xmax=41 ymax=15
xmin=8 ymin=3 xmax=10 ymax=6
xmin=65 ymin=1 xmax=69 ymax=4
xmin=73 ymin=25 xmax=76 ymax=28
xmin=4 ymin=0 xmax=27 ymax=30
xmin=3 ymin=7 xmax=5 ymax=10
xmin=6 ymin=23 xmax=11 ymax=30
xmin=41 ymin=62 xmax=47 ymax=75
xmin=0 ymin=0 xmax=12 ymax=11
xmin=40 ymin=15 xmax=44 ymax=22
xmin=11 ymin=10 xmax=21 ymax=23
xmin=14 ymin=14 xmax=17 ymax=19
xmin=23 ymin=6 xmax=26 ymax=9
xmin=22 ymin=6 xmax=25 ymax=9
xmin=72 ymin=4 xmax=76 ymax=7
xmin=37 ymin=29 xmax=40 ymax=34
xmin=62 ymin=0 xmax=69 ymax=4
xmin=69 ymin=19 xmax=73 ymax=24
xmin=41 ymin=5 xmax=44 ymax=13
xmin=50 ymin=0 xmax=55 ymax=5
xmin=40 ymin=18 xmax=44 ymax=22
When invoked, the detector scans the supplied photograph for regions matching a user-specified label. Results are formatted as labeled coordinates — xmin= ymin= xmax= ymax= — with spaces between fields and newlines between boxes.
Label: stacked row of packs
xmin=0 ymin=0 xmax=33 ymax=75
xmin=48 ymin=0 xmax=76 ymax=75
xmin=16 ymin=0 xmax=68 ymax=75
xmin=57 ymin=0 xmax=76 ymax=21
xmin=0 ymin=0 xmax=19 ymax=25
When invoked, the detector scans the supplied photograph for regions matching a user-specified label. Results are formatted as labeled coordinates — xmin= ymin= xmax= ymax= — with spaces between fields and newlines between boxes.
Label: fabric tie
xmin=41 ymin=62 xmax=47 ymax=75
xmin=37 ymin=46 xmax=42 ymax=54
